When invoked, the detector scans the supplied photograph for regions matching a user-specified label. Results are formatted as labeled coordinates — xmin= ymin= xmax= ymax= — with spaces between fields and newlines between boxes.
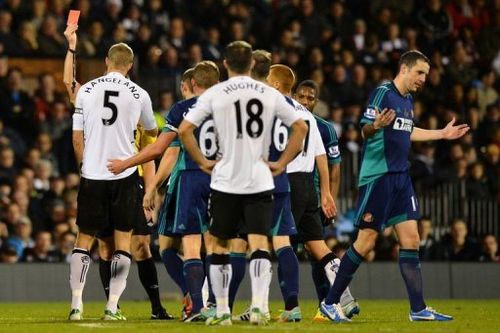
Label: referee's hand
xmin=321 ymin=192 xmax=337 ymax=219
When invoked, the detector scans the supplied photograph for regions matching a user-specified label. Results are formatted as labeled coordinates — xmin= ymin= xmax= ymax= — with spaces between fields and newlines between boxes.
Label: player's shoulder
xmin=313 ymin=113 xmax=331 ymax=127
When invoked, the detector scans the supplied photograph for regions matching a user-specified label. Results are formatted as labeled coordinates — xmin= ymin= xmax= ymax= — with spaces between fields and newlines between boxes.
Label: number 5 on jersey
xmin=102 ymin=90 xmax=119 ymax=126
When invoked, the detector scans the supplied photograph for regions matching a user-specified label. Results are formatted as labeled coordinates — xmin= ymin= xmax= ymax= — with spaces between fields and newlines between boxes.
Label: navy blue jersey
xmin=359 ymin=81 xmax=414 ymax=186
xmin=314 ymin=114 xmax=341 ymax=165
xmin=163 ymin=97 xmax=217 ymax=171
xmin=313 ymin=114 xmax=341 ymax=197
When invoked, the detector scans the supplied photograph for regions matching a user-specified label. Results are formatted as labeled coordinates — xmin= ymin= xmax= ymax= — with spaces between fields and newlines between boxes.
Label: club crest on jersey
xmin=393 ymin=117 xmax=413 ymax=132
xmin=362 ymin=212 xmax=374 ymax=223
xmin=364 ymin=107 xmax=377 ymax=119
xmin=328 ymin=145 xmax=340 ymax=158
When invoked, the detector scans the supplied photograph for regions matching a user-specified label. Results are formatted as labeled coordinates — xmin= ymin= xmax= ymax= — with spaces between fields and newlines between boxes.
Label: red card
xmin=67 ymin=10 xmax=80 ymax=25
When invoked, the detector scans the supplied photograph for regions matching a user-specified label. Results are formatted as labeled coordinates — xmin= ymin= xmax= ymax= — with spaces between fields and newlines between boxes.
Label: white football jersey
xmin=73 ymin=72 xmax=157 ymax=180
xmin=185 ymin=75 xmax=301 ymax=194
xmin=286 ymin=99 xmax=326 ymax=173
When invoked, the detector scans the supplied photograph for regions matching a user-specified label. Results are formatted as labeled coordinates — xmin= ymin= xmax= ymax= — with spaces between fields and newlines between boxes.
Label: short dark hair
xmin=193 ymin=60 xmax=220 ymax=89
xmin=295 ymin=79 xmax=319 ymax=96
xmin=225 ymin=41 xmax=253 ymax=74
xmin=251 ymin=49 xmax=272 ymax=80
xmin=398 ymin=50 xmax=430 ymax=69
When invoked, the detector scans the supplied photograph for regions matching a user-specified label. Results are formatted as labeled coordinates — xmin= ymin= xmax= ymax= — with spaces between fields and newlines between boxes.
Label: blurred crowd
xmin=0 ymin=0 xmax=498 ymax=263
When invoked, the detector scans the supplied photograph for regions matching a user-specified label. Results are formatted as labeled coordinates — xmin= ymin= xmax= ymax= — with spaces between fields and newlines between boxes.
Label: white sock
xmin=69 ymin=248 xmax=91 ymax=310
xmin=210 ymin=263 xmax=232 ymax=316
xmin=202 ymin=277 xmax=209 ymax=307
xmin=106 ymin=251 xmax=131 ymax=312
xmin=324 ymin=258 xmax=355 ymax=306
xmin=249 ymin=256 xmax=272 ymax=312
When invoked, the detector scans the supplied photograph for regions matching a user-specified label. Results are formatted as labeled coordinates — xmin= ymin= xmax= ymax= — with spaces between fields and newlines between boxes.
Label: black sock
xmin=99 ymin=258 xmax=111 ymax=300
xmin=137 ymin=257 xmax=163 ymax=312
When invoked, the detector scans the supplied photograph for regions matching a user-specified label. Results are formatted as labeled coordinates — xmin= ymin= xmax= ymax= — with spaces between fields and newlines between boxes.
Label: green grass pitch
xmin=1 ymin=300 xmax=499 ymax=333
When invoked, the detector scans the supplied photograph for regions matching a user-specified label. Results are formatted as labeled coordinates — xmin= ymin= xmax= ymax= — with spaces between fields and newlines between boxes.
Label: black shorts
xmin=77 ymin=172 xmax=139 ymax=236
xmin=288 ymin=172 xmax=323 ymax=242
xmin=209 ymin=190 xmax=273 ymax=240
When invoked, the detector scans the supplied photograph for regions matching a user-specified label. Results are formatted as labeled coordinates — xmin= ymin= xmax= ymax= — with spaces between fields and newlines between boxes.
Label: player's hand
xmin=321 ymin=192 xmax=337 ymax=219
xmin=64 ymin=24 xmax=78 ymax=49
xmin=441 ymin=117 xmax=470 ymax=140
xmin=373 ymin=108 xmax=396 ymax=130
xmin=107 ymin=159 xmax=127 ymax=174
xmin=143 ymin=188 xmax=156 ymax=211
xmin=268 ymin=161 xmax=286 ymax=176
xmin=200 ymin=159 xmax=216 ymax=175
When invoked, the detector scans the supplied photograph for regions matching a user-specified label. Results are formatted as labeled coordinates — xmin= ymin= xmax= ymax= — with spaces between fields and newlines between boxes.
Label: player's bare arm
xmin=362 ymin=108 xmax=396 ymax=139
xmin=72 ymin=130 xmax=84 ymax=167
xmin=329 ymin=163 xmax=340 ymax=204
xmin=107 ymin=131 xmax=176 ymax=174
xmin=143 ymin=146 xmax=180 ymax=211
xmin=411 ymin=117 xmax=470 ymax=141
xmin=269 ymin=118 xmax=308 ymax=176
xmin=178 ymin=119 xmax=216 ymax=175
xmin=315 ymin=154 xmax=337 ymax=218
xmin=63 ymin=24 xmax=81 ymax=103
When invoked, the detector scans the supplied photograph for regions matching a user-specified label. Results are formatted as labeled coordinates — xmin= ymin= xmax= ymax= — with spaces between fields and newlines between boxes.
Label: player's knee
xmin=272 ymin=236 xmax=290 ymax=250
xmin=354 ymin=229 xmax=377 ymax=256
xmin=98 ymin=242 xmax=113 ymax=260
xmin=400 ymin=233 xmax=420 ymax=250
xmin=131 ymin=237 xmax=151 ymax=260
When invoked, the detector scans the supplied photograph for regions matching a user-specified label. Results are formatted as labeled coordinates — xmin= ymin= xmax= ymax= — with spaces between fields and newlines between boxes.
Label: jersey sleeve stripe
xmin=371 ymin=87 xmax=389 ymax=109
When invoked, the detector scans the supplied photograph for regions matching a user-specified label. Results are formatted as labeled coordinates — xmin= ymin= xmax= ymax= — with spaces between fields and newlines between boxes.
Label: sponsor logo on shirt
xmin=328 ymin=145 xmax=340 ymax=158
xmin=364 ymin=107 xmax=377 ymax=119
xmin=393 ymin=117 xmax=413 ymax=132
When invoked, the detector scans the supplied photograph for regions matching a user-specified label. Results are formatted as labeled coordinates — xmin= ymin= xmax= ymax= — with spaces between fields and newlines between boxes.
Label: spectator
xmin=476 ymin=69 xmax=498 ymax=118
xmin=37 ymin=15 xmax=66 ymax=56
xmin=478 ymin=234 xmax=500 ymax=262
xmin=436 ymin=219 xmax=480 ymax=261
xmin=482 ymin=143 xmax=499 ymax=198
xmin=154 ymin=89 xmax=173 ymax=129
xmin=121 ymin=3 xmax=142 ymax=42
xmin=411 ymin=142 xmax=438 ymax=189
xmin=418 ymin=217 xmax=439 ymax=261
xmin=17 ymin=21 xmax=39 ymax=56
xmin=201 ymin=26 xmax=223 ymax=61
xmin=0 ymin=10 xmax=21 ymax=55
xmin=298 ymin=0 xmax=332 ymax=47
xmin=5 ymin=216 xmax=33 ymax=257
xmin=29 ymin=0 xmax=47 ymax=32
xmin=58 ymin=230 xmax=75 ymax=263
xmin=416 ymin=0 xmax=452 ymax=53
xmin=0 ymin=67 xmax=36 ymax=144
xmin=21 ymin=230 xmax=60 ymax=262
xmin=0 ymin=146 xmax=16 ymax=184
xmin=466 ymin=161 xmax=491 ymax=199
xmin=32 ymin=159 xmax=53 ymax=192
xmin=0 ymin=241 xmax=18 ymax=263
xmin=79 ymin=21 xmax=106 ymax=57
xmin=33 ymin=73 xmax=64 ymax=123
